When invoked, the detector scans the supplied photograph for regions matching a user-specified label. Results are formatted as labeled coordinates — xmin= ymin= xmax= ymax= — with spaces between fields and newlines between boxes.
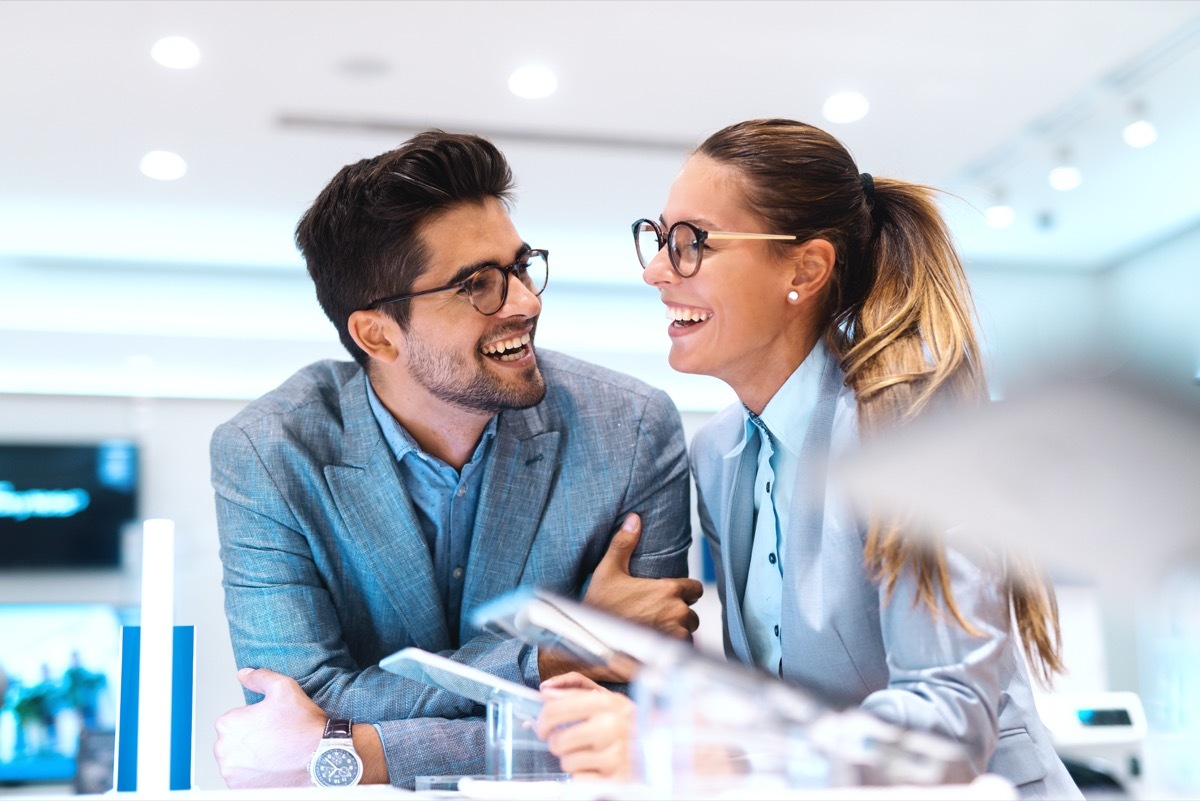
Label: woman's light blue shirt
xmin=741 ymin=340 xmax=829 ymax=673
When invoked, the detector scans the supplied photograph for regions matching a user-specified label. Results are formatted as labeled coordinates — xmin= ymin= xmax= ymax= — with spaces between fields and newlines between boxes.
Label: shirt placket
xmin=747 ymin=417 xmax=785 ymax=676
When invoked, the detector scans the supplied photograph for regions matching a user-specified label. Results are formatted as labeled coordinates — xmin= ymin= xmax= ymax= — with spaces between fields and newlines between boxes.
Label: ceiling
xmin=3 ymin=0 xmax=1200 ymax=279
xmin=1 ymin=0 xmax=1200 ymax=407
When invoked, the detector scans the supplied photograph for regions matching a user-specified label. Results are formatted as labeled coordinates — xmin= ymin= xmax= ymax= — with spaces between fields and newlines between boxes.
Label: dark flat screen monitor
xmin=0 ymin=603 xmax=125 ymax=786
xmin=0 ymin=441 xmax=138 ymax=569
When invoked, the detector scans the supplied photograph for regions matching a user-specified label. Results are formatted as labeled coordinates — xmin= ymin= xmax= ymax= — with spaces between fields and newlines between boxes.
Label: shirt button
xmin=456 ymin=486 xmax=466 ymax=497
xmin=768 ymin=552 xmax=777 ymax=565
xmin=765 ymin=481 xmax=771 ymax=493
xmin=452 ymin=567 xmax=464 ymax=580
xmin=774 ymin=624 xmax=780 ymax=637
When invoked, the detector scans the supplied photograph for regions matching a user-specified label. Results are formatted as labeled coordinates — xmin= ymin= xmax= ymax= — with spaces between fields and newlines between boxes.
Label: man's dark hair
xmin=296 ymin=130 xmax=515 ymax=365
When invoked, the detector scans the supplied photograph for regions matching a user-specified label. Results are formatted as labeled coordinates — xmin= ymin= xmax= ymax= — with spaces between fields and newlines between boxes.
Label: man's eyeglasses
xmin=364 ymin=249 xmax=549 ymax=316
xmin=632 ymin=218 xmax=801 ymax=277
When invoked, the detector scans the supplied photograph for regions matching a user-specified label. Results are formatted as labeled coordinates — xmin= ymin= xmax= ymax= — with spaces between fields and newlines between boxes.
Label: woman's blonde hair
xmin=698 ymin=119 xmax=1063 ymax=682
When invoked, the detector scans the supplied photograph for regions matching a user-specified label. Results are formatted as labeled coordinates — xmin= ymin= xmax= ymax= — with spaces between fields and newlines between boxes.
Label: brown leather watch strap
xmin=322 ymin=718 xmax=353 ymax=739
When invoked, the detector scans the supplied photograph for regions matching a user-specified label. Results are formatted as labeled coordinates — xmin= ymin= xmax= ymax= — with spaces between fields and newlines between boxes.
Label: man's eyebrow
xmin=445 ymin=244 xmax=532 ymax=285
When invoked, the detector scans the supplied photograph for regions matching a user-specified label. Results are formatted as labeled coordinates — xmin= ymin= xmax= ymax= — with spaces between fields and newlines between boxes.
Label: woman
xmin=535 ymin=119 xmax=1080 ymax=799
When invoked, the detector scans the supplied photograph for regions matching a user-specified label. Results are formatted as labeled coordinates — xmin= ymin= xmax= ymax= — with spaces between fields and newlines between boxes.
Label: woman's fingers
xmin=534 ymin=688 xmax=630 ymax=738
xmin=539 ymin=671 xmax=603 ymax=692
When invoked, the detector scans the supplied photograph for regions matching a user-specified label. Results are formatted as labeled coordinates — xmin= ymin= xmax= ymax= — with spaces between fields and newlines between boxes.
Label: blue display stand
xmin=113 ymin=625 xmax=195 ymax=792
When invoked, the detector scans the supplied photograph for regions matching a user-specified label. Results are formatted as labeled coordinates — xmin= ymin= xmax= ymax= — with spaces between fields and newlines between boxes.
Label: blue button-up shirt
xmin=365 ymin=377 xmax=497 ymax=645
xmin=741 ymin=341 xmax=828 ymax=674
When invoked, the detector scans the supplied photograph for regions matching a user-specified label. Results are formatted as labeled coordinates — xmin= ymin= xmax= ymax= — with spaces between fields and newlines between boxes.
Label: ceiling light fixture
xmin=1122 ymin=100 xmax=1158 ymax=148
xmin=984 ymin=189 xmax=1015 ymax=229
xmin=140 ymin=151 xmax=187 ymax=181
xmin=821 ymin=91 xmax=869 ymax=124
xmin=150 ymin=36 xmax=201 ymax=70
xmin=508 ymin=65 xmax=557 ymax=99
xmin=1048 ymin=148 xmax=1082 ymax=192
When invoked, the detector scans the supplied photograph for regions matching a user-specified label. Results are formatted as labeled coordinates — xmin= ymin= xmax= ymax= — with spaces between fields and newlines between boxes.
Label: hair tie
xmin=860 ymin=172 xmax=875 ymax=207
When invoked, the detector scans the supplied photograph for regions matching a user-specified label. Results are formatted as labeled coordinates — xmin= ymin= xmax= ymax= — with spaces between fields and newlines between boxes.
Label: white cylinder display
xmin=136 ymin=518 xmax=175 ymax=793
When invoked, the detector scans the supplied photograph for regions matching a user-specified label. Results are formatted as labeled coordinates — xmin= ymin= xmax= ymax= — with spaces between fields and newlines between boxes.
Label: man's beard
xmin=405 ymin=325 xmax=546 ymax=415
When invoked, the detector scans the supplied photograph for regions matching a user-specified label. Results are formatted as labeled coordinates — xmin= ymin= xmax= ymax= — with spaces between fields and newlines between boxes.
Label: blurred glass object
xmin=1139 ymin=563 xmax=1200 ymax=797
xmin=474 ymin=590 xmax=978 ymax=795
xmin=486 ymin=696 xmax=556 ymax=779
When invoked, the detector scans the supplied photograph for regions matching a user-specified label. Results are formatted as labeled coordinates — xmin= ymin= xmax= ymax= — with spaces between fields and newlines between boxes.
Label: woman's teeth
xmin=666 ymin=307 xmax=713 ymax=326
xmin=482 ymin=332 xmax=532 ymax=360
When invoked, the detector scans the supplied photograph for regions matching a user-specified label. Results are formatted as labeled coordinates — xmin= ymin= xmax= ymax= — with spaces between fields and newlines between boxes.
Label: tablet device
xmin=379 ymin=647 xmax=543 ymax=715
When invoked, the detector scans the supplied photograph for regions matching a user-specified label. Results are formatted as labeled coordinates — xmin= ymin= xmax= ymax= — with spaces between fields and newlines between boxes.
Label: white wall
xmin=1108 ymin=219 xmax=1200 ymax=389
xmin=967 ymin=262 xmax=1114 ymax=396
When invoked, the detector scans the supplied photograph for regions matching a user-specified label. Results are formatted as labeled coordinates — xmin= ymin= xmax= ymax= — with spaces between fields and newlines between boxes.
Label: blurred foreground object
xmin=831 ymin=366 xmax=1200 ymax=798
xmin=475 ymin=590 xmax=992 ymax=798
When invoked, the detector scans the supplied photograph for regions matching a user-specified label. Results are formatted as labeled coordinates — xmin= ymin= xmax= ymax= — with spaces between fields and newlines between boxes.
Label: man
xmin=210 ymin=131 xmax=700 ymax=788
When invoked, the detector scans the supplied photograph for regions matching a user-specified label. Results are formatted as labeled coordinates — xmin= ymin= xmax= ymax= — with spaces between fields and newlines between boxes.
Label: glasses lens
xmin=518 ymin=251 xmax=549 ymax=296
xmin=667 ymin=223 xmax=702 ymax=276
xmin=467 ymin=252 xmax=549 ymax=315
xmin=633 ymin=220 xmax=663 ymax=269
xmin=465 ymin=267 xmax=506 ymax=315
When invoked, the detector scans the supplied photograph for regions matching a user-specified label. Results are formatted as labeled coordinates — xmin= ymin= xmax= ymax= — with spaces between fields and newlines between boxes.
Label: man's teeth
xmin=666 ymin=307 xmax=713 ymax=323
xmin=482 ymin=332 xmax=532 ymax=359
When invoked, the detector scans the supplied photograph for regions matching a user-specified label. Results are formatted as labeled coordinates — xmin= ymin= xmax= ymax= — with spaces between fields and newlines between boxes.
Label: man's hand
xmin=213 ymin=667 xmax=328 ymax=788
xmin=583 ymin=513 xmax=703 ymax=638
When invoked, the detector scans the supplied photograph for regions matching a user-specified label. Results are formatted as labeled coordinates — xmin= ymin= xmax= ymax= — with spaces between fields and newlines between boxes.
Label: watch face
xmin=313 ymin=746 xmax=361 ymax=787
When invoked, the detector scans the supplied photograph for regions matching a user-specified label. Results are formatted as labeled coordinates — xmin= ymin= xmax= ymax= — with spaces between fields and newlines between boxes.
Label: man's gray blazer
xmin=211 ymin=350 xmax=691 ymax=786
xmin=691 ymin=373 xmax=1080 ymax=799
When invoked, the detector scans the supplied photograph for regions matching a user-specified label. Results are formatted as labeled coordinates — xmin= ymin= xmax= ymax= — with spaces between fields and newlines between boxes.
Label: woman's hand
xmin=535 ymin=672 xmax=636 ymax=781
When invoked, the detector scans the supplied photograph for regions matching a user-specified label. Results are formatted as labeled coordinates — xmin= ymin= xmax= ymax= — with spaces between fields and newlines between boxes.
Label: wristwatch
xmin=308 ymin=718 xmax=363 ymax=787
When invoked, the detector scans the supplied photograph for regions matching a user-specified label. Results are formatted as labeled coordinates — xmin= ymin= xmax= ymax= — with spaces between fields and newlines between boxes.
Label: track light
xmin=984 ymin=188 xmax=1015 ymax=229
xmin=1122 ymin=100 xmax=1158 ymax=148
xmin=1048 ymin=148 xmax=1082 ymax=192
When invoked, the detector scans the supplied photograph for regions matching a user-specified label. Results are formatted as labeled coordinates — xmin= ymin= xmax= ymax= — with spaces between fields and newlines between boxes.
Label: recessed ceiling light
xmin=822 ymin=91 xmax=869 ymax=124
xmin=140 ymin=151 xmax=187 ymax=181
xmin=151 ymin=36 xmax=201 ymax=70
xmin=1122 ymin=119 xmax=1158 ymax=148
xmin=985 ymin=204 xmax=1015 ymax=229
xmin=1048 ymin=165 xmax=1082 ymax=191
xmin=508 ymin=65 xmax=557 ymax=99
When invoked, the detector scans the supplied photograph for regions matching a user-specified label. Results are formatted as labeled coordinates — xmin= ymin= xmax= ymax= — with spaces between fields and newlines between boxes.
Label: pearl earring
xmin=787 ymin=290 xmax=799 ymax=302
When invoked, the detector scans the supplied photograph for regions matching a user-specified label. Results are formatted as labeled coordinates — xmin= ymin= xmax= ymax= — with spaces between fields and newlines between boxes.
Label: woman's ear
xmin=787 ymin=238 xmax=837 ymax=302
xmin=347 ymin=310 xmax=401 ymax=364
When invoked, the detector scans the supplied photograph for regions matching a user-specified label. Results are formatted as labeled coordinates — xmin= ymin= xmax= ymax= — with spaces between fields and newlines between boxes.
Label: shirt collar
xmin=744 ymin=339 xmax=830 ymax=458
xmin=364 ymin=374 xmax=498 ymax=467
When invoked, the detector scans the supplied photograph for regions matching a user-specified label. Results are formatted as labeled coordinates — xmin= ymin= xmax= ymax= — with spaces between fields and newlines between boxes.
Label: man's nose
xmin=498 ymin=272 xmax=542 ymax=316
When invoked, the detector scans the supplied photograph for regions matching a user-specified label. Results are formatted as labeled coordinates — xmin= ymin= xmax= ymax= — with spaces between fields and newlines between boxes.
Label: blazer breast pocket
xmin=990 ymin=727 xmax=1050 ymax=788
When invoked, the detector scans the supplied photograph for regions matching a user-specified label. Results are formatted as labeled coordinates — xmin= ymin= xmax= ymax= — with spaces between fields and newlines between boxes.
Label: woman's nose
xmin=641 ymin=246 xmax=679 ymax=288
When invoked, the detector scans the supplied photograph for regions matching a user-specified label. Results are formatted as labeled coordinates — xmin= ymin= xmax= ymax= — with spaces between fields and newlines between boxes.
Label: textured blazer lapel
xmin=780 ymin=358 xmax=859 ymax=688
xmin=324 ymin=375 xmax=449 ymax=649
xmin=721 ymin=436 xmax=758 ymax=662
xmin=460 ymin=405 xmax=560 ymax=637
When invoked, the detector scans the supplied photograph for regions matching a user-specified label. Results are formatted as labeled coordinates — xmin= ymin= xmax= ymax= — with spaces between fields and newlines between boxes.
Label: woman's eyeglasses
xmin=632 ymin=218 xmax=801 ymax=277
